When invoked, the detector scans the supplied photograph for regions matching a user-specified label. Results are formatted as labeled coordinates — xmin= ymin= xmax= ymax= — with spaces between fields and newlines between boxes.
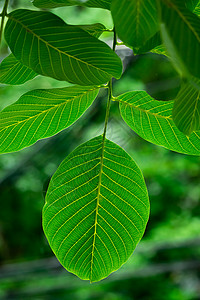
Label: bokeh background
xmin=0 ymin=1 xmax=200 ymax=299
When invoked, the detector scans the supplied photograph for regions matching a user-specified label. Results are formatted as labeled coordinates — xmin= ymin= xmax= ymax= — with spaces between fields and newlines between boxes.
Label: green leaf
xmin=33 ymin=0 xmax=111 ymax=10
xmin=159 ymin=0 xmax=200 ymax=79
xmin=172 ymin=78 xmax=200 ymax=135
xmin=0 ymin=86 xmax=99 ymax=154
xmin=135 ymin=32 xmax=168 ymax=57
xmin=43 ymin=135 xmax=149 ymax=282
xmin=185 ymin=0 xmax=199 ymax=10
xmin=0 ymin=54 xmax=37 ymax=85
xmin=150 ymin=45 xmax=168 ymax=57
xmin=116 ymin=91 xmax=200 ymax=155
xmin=78 ymin=23 xmax=106 ymax=38
xmin=194 ymin=2 xmax=200 ymax=16
xmin=111 ymin=0 xmax=159 ymax=48
xmin=135 ymin=31 xmax=162 ymax=54
xmin=5 ymin=9 xmax=122 ymax=86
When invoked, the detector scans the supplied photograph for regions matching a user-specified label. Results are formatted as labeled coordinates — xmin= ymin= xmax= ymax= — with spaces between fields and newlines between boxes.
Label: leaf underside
xmin=0 ymin=54 xmax=37 ymax=85
xmin=160 ymin=0 xmax=200 ymax=78
xmin=117 ymin=91 xmax=200 ymax=156
xmin=0 ymin=86 xmax=99 ymax=153
xmin=5 ymin=9 xmax=122 ymax=86
xmin=173 ymin=78 xmax=200 ymax=135
xmin=43 ymin=136 xmax=149 ymax=282
xmin=111 ymin=0 xmax=159 ymax=48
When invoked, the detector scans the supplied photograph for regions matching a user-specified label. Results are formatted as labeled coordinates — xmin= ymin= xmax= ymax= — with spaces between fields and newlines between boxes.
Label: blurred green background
xmin=0 ymin=1 xmax=200 ymax=299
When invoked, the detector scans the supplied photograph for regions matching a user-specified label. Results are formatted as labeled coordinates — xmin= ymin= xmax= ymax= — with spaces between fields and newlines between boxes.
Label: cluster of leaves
xmin=0 ymin=0 xmax=200 ymax=283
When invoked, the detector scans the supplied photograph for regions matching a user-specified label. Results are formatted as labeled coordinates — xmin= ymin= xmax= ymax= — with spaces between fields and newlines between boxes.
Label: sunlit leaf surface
xmin=43 ymin=136 xmax=149 ymax=282
xmin=5 ymin=9 xmax=122 ymax=86
xmin=117 ymin=91 xmax=200 ymax=155
xmin=111 ymin=0 xmax=159 ymax=48
xmin=0 ymin=86 xmax=99 ymax=153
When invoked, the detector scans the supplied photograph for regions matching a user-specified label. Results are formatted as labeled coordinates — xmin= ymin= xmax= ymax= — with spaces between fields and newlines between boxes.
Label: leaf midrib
xmin=8 ymin=14 xmax=113 ymax=77
xmin=90 ymin=136 xmax=105 ymax=281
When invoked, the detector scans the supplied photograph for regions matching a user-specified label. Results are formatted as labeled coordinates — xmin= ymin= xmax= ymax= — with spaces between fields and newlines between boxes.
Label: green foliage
xmin=0 ymin=0 xmax=200 ymax=284
xmin=43 ymin=136 xmax=149 ymax=282
xmin=159 ymin=0 xmax=200 ymax=79
xmin=173 ymin=78 xmax=200 ymax=135
xmin=0 ymin=54 xmax=37 ymax=85
xmin=185 ymin=0 xmax=199 ymax=10
xmin=33 ymin=0 xmax=111 ymax=10
xmin=78 ymin=23 xmax=106 ymax=38
xmin=116 ymin=91 xmax=200 ymax=155
xmin=5 ymin=9 xmax=122 ymax=85
xmin=0 ymin=86 xmax=99 ymax=153
xmin=111 ymin=0 xmax=159 ymax=48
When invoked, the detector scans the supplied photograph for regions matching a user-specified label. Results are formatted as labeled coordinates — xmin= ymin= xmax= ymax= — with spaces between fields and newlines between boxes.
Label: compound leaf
xmin=159 ymin=0 xmax=200 ymax=79
xmin=0 ymin=86 xmax=99 ymax=153
xmin=173 ymin=78 xmax=200 ymax=135
xmin=111 ymin=0 xmax=159 ymax=48
xmin=116 ymin=91 xmax=200 ymax=155
xmin=5 ymin=9 xmax=122 ymax=86
xmin=0 ymin=54 xmax=37 ymax=85
xmin=33 ymin=0 xmax=111 ymax=10
xmin=43 ymin=136 xmax=149 ymax=282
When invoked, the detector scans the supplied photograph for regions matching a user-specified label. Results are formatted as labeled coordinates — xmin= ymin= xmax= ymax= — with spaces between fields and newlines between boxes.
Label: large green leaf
xmin=5 ymin=9 xmax=122 ymax=86
xmin=0 ymin=86 xmax=99 ymax=153
xmin=173 ymin=78 xmax=200 ymax=135
xmin=43 ymin=136 xmax=149 ymax=282
xmin=159 ymin=0 xmax=200 ymax=79
xmin=0 ymin=54 xmax=37 ymax=85
xmin=111 ymin=0 xmax=159 ymax=48
xmin=116 ymin=91 xmax=200 ymax=155
xmin=33 ymin=0 xmax=111 ymax=9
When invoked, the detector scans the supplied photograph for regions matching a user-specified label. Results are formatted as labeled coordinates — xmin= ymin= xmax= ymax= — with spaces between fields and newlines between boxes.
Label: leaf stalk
xmin=102 ymin=28 xmax=117 ymax=140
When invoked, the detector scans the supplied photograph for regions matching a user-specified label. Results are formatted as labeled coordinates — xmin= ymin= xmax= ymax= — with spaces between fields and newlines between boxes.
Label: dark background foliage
xmin=0 ymin=0 xmax=200 ymax=299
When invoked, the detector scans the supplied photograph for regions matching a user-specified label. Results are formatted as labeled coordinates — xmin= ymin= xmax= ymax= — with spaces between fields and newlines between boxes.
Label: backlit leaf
xmin=111 ymin=0 xmax=159 ymax=48
xmin=0 ymin=54 xmax=37 ymax=85
xmin=33 ymin=0 xmax=111 ymax=10
xmin=194 ymin=2 xmax=200 ymax=16
xmin=0 ymin=86 xmax=99 ymax=153
xmin=116 ymin=91 xmax=200 ymax=155
xmin=159 ymin=0 xmax=200 ymax=79
xmin=5 ymin=9 xmax=122 ymax=86
xmin=173 ymin=78 xmax=200 ymax=135
xmin=43 ymin=136 xmax=149 ymax=282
